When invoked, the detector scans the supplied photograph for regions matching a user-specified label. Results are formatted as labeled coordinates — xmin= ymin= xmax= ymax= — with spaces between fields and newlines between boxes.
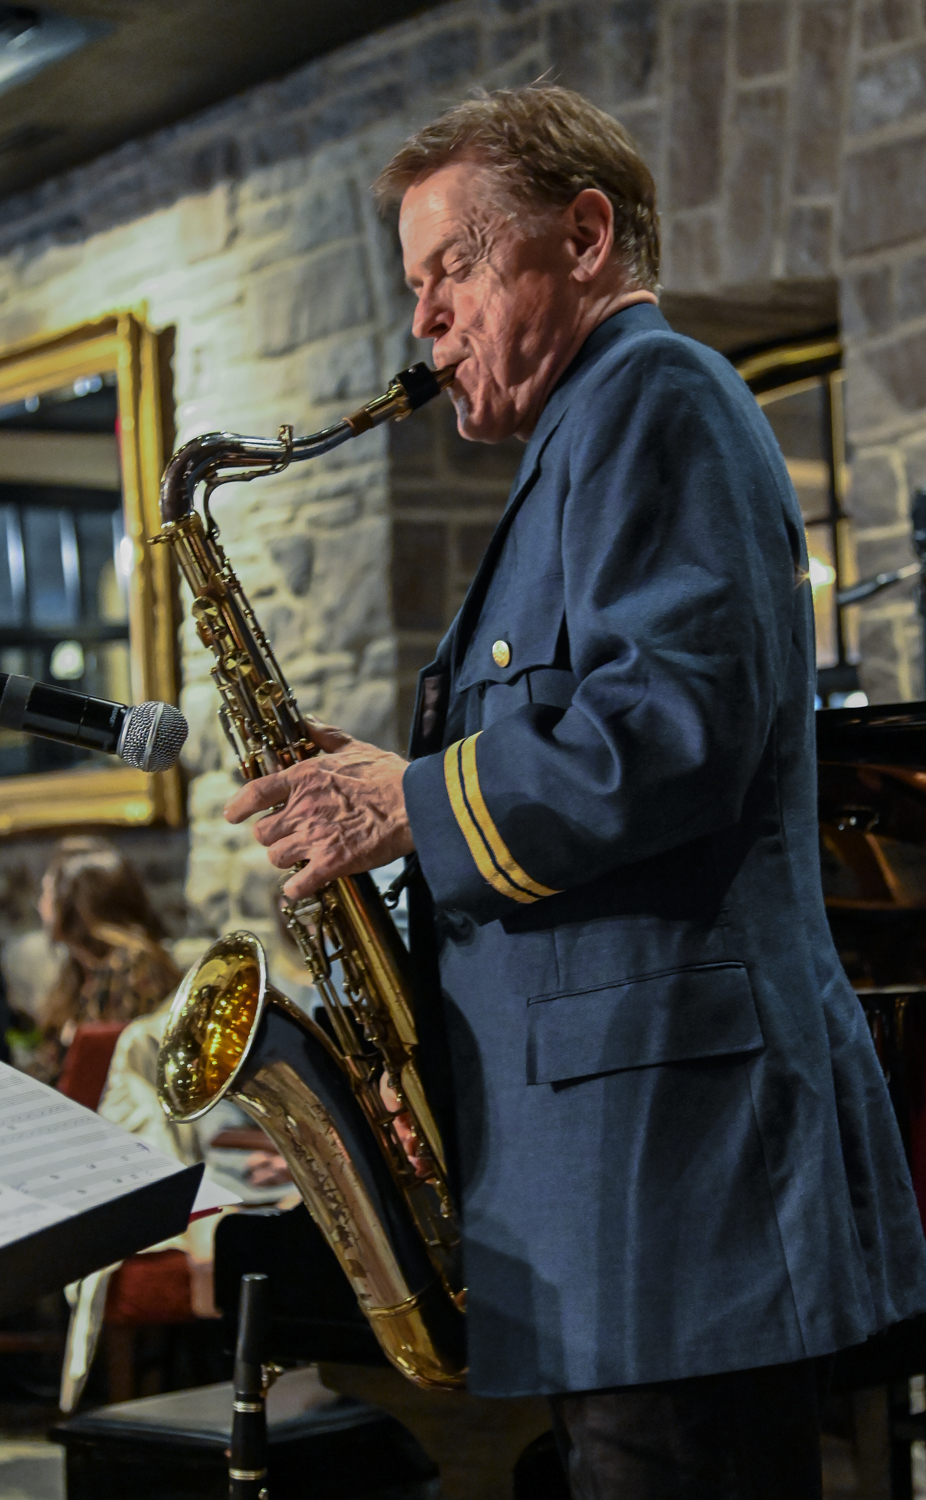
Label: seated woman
xmin=33 ymin=835 xmax=180 ymax=1084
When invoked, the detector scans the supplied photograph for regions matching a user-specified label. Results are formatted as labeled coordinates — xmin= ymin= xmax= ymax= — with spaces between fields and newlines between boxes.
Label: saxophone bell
xmin=158 ymin=932 xmax=466 ymax=1389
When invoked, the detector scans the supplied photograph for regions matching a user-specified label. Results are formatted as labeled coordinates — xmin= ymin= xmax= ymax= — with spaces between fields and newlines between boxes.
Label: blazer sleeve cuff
xmin=403 ymin=733 xmax=560 ymax=924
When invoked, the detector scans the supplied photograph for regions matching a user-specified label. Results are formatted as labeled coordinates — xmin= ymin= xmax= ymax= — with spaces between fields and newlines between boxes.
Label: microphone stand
xmin=229 ymin=1273 xmax=272 ymax=1500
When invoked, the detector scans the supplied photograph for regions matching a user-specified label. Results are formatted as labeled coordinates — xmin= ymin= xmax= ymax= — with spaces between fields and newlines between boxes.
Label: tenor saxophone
xmin=155 ymin=363 xmax=466 ymax=1388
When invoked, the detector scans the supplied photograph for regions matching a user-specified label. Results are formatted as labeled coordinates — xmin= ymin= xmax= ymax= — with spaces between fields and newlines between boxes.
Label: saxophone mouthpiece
xmin=345 ymin=362 xmax=458 ymax=436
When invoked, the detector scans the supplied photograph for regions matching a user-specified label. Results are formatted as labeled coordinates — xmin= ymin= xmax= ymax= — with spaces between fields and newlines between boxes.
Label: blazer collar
xmin=509 ymin=301 xmax=670 ymax=495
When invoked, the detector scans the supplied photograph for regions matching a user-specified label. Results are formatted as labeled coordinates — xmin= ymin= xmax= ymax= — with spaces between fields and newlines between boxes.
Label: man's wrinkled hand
xmin=223 ymin=721 xmax=413 ymax=899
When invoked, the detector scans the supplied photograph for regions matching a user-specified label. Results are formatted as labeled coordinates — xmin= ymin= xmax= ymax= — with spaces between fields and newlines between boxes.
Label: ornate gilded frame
xmin=0 ymin=312 xmax=183 ymax=833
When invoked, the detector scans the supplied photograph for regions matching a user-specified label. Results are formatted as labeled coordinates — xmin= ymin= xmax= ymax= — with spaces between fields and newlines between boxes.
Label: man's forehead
xmin=399 ymin=162 xmax=490 ymax=263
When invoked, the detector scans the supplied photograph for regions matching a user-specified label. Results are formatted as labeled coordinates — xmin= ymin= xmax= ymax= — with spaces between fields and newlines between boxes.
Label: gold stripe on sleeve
xmin=458 ymin=734 xmax=560 ymax=900
xmin=442 ymin=735 xmax=560 ymax=904
xmin=444 ymin=740 xmax=535 ymax=902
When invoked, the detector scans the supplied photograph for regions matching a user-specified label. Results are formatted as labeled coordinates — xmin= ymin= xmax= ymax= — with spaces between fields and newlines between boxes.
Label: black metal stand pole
xmin=835 ymin=490 xmax=926 ymax=699
xmin=229 ymin=1273 xmax=270 ymax=1500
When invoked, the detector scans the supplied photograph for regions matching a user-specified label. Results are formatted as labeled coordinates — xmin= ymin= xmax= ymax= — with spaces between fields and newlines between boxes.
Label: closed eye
xmin=445 ymin=253 xmax=474 ymax=281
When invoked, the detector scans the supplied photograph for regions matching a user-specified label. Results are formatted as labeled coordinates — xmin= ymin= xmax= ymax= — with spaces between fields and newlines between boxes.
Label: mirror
xmin=0 ymin=314 xmax=181 ymax=832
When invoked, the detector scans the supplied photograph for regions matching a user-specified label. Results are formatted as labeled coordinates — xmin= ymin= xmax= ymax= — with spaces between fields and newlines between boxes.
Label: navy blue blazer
xmin=402 ymin=304 xmax=926 ymax=1398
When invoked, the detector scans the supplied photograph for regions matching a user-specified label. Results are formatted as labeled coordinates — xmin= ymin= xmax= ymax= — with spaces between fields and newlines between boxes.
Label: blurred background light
xmin=49 ymin=638 xmax=83 ymax=681
xmin=809 ymin=555 xmax=837 ymax=591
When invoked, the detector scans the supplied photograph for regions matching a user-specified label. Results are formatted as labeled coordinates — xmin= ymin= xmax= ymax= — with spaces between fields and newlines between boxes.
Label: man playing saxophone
xmin=225 ymin=86 xmax=926 ymax=1499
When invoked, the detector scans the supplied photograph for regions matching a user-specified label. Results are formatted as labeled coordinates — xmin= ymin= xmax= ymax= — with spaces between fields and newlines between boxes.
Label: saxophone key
xmin=191 ymin=594 xmax=221 ymax=621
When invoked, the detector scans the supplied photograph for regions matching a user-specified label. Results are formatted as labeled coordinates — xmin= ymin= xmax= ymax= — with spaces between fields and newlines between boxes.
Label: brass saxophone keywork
xmin=155 ymin=364 xmax=466 ymax=1388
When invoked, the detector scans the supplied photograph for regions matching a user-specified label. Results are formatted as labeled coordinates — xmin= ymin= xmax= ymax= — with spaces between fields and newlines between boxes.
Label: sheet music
xmin=0 ymin=1062 xmax=186 ymax=1250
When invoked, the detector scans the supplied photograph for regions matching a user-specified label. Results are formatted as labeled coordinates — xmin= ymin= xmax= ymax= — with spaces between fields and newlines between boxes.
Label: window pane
xmin=97 ymin=639 xmax=132 ymax=704
xmin=760 ymin=382 xmax=830 ymax=524
xmin=0 ymin=370 xmax=133 ymax=778
xmin=23 ymin=507 xmax=79 ymax=628
xmin=77 ymin=507 xmax=125 ymax=624
xmin=0 ymin=506 xmax=24 ymax=627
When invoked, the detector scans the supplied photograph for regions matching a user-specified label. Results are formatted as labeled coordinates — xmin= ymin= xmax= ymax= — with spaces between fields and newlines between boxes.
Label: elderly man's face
xmin=400 ymin=160 xmax=585 ymax=443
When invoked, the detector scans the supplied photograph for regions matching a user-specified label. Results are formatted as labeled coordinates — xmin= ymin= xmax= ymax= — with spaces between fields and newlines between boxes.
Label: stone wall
xmin=1 ymin=0 xmax=925 ymax=943
xmin=839 ymin=0 xmax=926 ymax=700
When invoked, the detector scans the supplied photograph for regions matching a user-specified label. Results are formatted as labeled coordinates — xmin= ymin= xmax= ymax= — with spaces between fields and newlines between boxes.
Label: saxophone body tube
xmin=156 ymin=362 xmax=467 ymax=1392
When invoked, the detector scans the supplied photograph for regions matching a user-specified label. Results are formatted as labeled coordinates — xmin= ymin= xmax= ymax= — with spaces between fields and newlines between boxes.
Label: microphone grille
xmin=119 ymin=702 xmax=188 ymax=772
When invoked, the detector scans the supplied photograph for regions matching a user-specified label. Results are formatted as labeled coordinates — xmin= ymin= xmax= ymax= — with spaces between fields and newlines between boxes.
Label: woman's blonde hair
xmin=373 ymin=85 xmax=660 ymax=291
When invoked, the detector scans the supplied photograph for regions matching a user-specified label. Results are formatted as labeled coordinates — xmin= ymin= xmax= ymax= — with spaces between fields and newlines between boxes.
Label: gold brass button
xmin=492 ymin=639 xmax=511 ymax=668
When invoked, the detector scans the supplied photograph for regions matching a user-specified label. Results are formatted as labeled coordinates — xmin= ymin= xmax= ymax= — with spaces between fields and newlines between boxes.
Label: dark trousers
xmin=549 ymin=1358 xmax=830 ymax=1500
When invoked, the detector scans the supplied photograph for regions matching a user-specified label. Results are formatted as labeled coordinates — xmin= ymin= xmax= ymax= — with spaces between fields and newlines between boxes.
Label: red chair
xmin=104 ymin=1252 xmax=194 ymax=1327
xmin=102 ymin=1250 xmax=196 ymax=1402
xmin=56 ymin=1022 xmax=127 ymax=1111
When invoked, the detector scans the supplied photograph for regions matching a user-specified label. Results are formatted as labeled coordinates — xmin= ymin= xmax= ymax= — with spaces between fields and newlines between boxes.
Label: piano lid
xmin=817 ymin=701 xmax=926 ymax=768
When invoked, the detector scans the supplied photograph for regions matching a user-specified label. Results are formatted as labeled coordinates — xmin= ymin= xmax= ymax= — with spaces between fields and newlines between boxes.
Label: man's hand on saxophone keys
xmin=379 ymin=1073 xmax=431 ymax=1180
xmin=222 ymin=720 xmax=414 ymax=900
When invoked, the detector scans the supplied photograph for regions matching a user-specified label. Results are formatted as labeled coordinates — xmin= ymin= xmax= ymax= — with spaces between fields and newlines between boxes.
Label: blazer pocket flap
xmin=527 ymin=962 xmax=763 ymax=1085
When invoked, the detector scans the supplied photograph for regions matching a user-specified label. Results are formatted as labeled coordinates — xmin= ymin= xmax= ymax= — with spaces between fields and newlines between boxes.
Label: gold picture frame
xmin=0 ymin=312 xmax=183 ymax=833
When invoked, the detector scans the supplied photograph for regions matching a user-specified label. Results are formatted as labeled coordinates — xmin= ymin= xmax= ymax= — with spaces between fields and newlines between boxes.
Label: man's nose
xmin=412 ymin=287 xmax=452 ymax=342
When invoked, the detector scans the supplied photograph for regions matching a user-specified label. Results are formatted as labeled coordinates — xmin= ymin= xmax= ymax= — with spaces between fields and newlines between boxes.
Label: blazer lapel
xmin=450 ymin=409 xmax=568 ymax=676
xmin=408 ymin=449 xmax=547 ymax=753
xmin=446 ymin=305 xmax=672 ymax=675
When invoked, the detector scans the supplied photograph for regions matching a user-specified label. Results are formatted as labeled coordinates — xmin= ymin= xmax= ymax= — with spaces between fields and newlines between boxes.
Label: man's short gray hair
xmin=373 ymin=85 xmax=660 ymax=292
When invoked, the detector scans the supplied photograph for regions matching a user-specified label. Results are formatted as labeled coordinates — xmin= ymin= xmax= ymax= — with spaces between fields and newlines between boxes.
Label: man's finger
xmin=282 ymin=842 xmax=359 ymax=892
xmin=380 ymin=1074 xmax=401 ymax=1113
xmin=252 ymin=808 xmax=296 ymax=847
xmin=264 ymin=833 xmax=319 ymax=870
xmin=305 ymin=720 xmax=353 ymax=753
xmin=224 ymin=770 xmax=293 ymax=824
xmin=281 ymin=862 xmax=325 ymax=899
xmin=279 ymin=843 xmax=354 ymax=895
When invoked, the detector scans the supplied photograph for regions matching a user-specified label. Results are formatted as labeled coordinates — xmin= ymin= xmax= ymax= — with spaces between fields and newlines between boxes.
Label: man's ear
xmin=566 ymin=188 xmax=615 ymax=283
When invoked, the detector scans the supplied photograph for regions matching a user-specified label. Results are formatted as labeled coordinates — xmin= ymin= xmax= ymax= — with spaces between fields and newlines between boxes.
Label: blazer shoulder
xmin=564 ymin=323 xmax=767 ymax=445
xmin=596 ymin=323 xmax=746 ymax=392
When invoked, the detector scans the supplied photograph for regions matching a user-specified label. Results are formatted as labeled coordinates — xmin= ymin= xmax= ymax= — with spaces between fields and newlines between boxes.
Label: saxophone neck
xmin=158 ymin=430 xmax=293 ymax=525
xmin=158 ymin=364 xmax=457 ymax=525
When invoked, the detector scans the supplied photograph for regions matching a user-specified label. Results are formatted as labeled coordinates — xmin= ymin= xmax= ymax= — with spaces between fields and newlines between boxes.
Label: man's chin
xmin=452 ymin=393 xmax=515 ymax=445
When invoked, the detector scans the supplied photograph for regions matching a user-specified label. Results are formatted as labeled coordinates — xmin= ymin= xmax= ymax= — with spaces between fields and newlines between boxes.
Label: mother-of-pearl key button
xmin=492 ymin=640 xmax=511 ymax=668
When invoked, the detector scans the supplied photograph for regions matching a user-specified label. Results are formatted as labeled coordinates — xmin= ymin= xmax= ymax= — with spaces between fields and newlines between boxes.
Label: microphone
xmin=0 ymin=674 xmax=188 ymax=772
